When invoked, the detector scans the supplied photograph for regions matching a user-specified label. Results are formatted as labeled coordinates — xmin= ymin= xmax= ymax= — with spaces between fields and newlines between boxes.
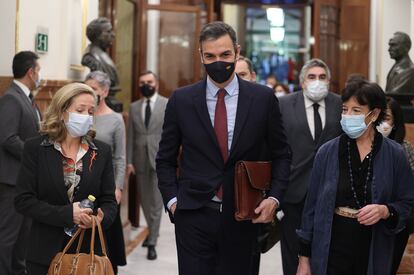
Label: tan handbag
xmin=234 ymin=161 xmax=272 ymax=221
xmin=48 ymin=216 xmax=114 ymax=275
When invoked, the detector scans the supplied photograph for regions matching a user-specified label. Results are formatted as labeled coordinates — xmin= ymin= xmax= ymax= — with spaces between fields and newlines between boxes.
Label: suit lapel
xmin=295 ymin=93 xmax=314 ymax=142
xmin=229 ymin=80 xmax=252 ymax=157
xmin=136 ymin=100 xmax=146 ymax=131
xmin=192 ymin=81 xmax=221 ymax=152
xmin=148 ymin=96 xmax=162 ymax=130
xmin=316 ymin=93 xmax=336 ymax=147
xmin=13 ymin=83 xmax=39 ymax=130
xmin=44 ymin=145 xmax=69 ymax=203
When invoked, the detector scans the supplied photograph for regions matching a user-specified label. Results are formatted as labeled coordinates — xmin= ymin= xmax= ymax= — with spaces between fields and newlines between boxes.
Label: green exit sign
xmin=36 ymin=33 xmax=48 ymax=53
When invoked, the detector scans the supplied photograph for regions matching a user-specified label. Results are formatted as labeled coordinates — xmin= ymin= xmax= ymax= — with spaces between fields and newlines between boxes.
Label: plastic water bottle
xmin=64 ymin=195 xmax=96 ymax=236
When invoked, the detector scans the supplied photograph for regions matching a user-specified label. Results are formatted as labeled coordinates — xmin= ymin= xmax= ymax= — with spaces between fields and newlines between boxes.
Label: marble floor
xmin=118 ymin=211 xmax=283 ymax=275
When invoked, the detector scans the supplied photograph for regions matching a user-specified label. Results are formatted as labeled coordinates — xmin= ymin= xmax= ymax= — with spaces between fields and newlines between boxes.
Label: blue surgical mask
xmin=340 ymin=111 xmax=372 ymax=139
xmin=65 ymin=112 xmax=94 ymax=137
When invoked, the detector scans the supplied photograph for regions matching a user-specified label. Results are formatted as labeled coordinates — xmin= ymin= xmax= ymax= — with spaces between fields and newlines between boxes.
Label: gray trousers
xmin=136 ymin=165 xmax=163 ymax=246
xmin=0 ymin=183 xmax=31 ymax=275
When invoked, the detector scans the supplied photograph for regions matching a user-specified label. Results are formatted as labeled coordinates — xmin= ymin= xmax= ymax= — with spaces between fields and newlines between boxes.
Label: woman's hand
xmin=78 ymin=208 xmax=105 ymax=229
xmin=297 ymin=256 xmax=312 ymax=275
xmin=95 ymin=208 xmax=105 ymax=224
xmin=73 ymin=202 xmax=93 ymax=225
xmin=357 ymin=204 xmax=389 ymax=225
xmin=115 ymin=188 xmax=122 ymax=204
xmin=127 ymin=164 xmax=135 ymax=177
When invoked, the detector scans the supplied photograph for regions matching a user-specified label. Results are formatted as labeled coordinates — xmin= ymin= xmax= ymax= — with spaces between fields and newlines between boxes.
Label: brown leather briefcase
xmin=234 ymin=161 xmax=272 ymax=221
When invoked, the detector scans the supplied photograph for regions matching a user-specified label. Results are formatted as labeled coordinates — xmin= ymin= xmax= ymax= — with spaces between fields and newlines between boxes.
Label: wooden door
xmin=313 ymin=0 xmax=340 ymax=92
xmin=139 ymin=3 xmax=202 ymax=98
xmin=313 ymin=0 xmax=370 ymax=93
xmin=338 ymin=0 xmax=370 ymax=91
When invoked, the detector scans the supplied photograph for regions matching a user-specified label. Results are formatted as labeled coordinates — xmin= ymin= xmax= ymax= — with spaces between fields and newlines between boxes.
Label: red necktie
xmin=214 ymin=88 xmax=228 ymax=199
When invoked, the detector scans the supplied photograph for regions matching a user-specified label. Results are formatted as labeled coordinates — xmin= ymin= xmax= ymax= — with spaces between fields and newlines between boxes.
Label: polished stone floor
xmin=118 ymin=212 xmax=283 ymax=275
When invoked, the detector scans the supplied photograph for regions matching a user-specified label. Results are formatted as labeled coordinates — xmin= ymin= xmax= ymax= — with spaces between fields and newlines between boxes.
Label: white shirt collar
xmin=144 ymin=92 xmax=158 ymax=103
xmin=13 ymin=80 xmax=31 ymax=99
xmin=206 ymin=74 xmax=238 ymax=97
xmin=303 ymin=92 xmax=326 ymax=109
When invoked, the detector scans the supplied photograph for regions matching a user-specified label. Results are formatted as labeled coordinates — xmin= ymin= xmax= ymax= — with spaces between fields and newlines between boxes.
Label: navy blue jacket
xmin=156 ymin=77 xmax=291 ymax=219
xmin=297 ymin=135 xmax=414 ymax=275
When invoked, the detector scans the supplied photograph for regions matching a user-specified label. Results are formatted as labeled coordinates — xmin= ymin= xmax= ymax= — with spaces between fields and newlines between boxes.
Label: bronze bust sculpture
xmin=386 ymin=32 xmax=414 ymax=94
xmin=82 ymin=18 xmax=122 ymax=111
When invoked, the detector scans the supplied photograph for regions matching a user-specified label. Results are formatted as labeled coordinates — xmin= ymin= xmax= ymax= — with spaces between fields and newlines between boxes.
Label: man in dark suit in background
xmin=278 ymin=58 xmax=342 ymax=275
xmin=0 ymin=51 xmax=41 ymax=275
xmin=235 ymin=55 xmax=257 ymax=82
xmin=156 ymin=21 xmax=291 ymax=275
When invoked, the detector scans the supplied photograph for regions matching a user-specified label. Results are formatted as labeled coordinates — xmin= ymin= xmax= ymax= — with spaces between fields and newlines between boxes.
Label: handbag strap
xmin=88 ymin=215 xmax=109 ymax=265
xmin=76 ymin=229 xmax=85 ymax=254
xmin=89 ymin=215 xmax=96 ymax=264
xmin=94 ymin=215 xmax=108 ymax=256
xmin=57 ymin=227 xmax=84 ymax=262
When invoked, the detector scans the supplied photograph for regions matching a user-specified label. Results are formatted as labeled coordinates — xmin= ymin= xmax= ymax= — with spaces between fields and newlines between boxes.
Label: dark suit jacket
xmin=0 ymin=82 xmax=39 ymax=185
xmin=156 ymin=77 xmax=291 ymax=221
xmin=278 ymin=92 xmax=342 ymax=203
xmin=14 ymin=135 xmax=117 ymax=266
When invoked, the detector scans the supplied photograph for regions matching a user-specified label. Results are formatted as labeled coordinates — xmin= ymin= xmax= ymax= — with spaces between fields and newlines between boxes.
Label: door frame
xmin=139 ymin=3 xmax=202 ymax=88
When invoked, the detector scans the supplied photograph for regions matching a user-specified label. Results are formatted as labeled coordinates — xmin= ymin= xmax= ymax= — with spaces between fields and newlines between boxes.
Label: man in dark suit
xmin=0 ymin=51 xmax=41 ymax=275
xmin=156 ymin=22 xmax=291 ymax=275
xmin=278 ymin=58 xmax=342 ymax=275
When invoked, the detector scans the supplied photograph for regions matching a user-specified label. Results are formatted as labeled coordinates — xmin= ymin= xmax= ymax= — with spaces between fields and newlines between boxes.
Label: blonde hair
xmin=40 ymin=82 xmax=97 ymax=142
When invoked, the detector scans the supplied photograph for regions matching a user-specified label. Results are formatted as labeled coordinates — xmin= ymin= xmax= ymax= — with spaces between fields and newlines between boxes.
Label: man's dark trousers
xmin=0 ymin=183 xmax=31 ymax=275
xmin=174 ymin=207 xmax=258 ymax=275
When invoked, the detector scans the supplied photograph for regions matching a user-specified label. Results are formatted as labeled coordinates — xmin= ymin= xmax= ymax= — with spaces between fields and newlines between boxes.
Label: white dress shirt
xmin=303 ymin=93 xmax=326 ymax=140
xmin=141 ymin=92 xmax=158 ymax=122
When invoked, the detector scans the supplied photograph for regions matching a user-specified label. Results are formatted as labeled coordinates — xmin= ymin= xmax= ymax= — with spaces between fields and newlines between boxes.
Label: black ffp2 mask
xmin=140 ymin=84 xmax=156 ymax=98
xmin=204 ymin=61 xmax=235 ymax=84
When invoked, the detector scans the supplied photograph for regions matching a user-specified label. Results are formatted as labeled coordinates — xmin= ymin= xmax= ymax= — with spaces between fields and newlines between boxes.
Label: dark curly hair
xmin=341 ymin=79 xmax=386 ymax=126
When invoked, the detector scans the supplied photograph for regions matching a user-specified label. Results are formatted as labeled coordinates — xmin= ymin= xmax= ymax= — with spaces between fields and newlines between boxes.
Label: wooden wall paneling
xmin=34 ymin=80 xmax=71 ymax=114
xmin=313 ymin=0 xmax=340 ymax=92
xmin=0 ymin=77 xmax=14 ymax=96
xmin=338 ymin=0 xmax=370 ymax=92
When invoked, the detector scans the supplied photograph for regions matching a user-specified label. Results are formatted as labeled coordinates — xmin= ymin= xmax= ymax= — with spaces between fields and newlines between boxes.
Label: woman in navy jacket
xmin=14 ymin=83 xmax=117 ymax=274
xmin=296 ymin=79 xmax=414 ymax=275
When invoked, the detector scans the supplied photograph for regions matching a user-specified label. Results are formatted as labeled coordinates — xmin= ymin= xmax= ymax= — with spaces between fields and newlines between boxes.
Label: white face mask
xmin=376 ymin=121 xmax=393 ymax=138
xmin=65 ymin=112 xmax=93 ymax=137
xmin=303 ymin=80 xmax=329 ymax=102
xmin=275 ymin=91 xmax=286 ymax=98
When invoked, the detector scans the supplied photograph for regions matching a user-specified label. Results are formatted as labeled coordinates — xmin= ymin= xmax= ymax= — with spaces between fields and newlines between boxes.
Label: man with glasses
xmin=278 ymin=58 xmax=342 ymax=275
